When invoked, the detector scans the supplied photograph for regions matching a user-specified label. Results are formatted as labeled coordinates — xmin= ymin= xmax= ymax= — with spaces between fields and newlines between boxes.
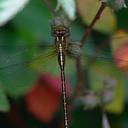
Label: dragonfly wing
xmin=0 ymin=43 xmax=57 ymax=97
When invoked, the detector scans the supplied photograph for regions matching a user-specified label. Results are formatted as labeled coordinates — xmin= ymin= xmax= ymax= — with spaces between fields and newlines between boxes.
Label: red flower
xmin=25 ymin=73 xmax=72 ymax=123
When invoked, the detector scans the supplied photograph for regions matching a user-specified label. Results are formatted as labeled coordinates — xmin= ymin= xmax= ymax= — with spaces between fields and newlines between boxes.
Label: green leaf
xmin=77 ymin=0 xmax=117 ymax=34
xmin=88 ymin=61 xmax=125 ymax=114
xmin=0 ymin=0 xmax=29 ymax=26
xmin=0 ymin=86 xmax=10 ymax=112
xmin=0 ymin=43 xmax=39 ymax=97
xmin=11 ymin=0 xmax=52 ymax=43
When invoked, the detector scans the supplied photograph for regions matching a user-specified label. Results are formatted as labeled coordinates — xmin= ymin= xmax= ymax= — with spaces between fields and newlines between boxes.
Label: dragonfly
xmin=51 ymin=15 xmax=71 ymax=127
xmin=0 ymin=1 xmax=128 ymax=128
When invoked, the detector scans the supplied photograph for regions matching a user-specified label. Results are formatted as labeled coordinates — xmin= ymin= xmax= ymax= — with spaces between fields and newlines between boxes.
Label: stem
xmin=81 ymin=2 xmax=107 ymax=46
xmin=74 ymin=2 xmax=107 ymax=98
xmin=73 ymin=57 xmax=84 ymax=98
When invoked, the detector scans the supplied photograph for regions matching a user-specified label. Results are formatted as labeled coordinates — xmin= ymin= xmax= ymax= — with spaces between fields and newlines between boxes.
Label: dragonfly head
xmin=52 ymin=25 xmax=70 ymax=37
xmin=51 ymin=16 xmax=70 ymax=37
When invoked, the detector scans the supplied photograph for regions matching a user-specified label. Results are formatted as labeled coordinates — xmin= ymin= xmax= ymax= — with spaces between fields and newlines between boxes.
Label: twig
xmin=81 ymin=2 xmax=107 ymax=47
xmin=74 ymin=2 xmax=107 ymax=98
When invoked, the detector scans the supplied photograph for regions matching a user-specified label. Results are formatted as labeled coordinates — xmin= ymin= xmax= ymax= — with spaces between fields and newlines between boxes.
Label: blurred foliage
xmin=77 ymin=0 xmax=117 ymax=34
xmin=0 ymin=0 xmax=29 ymax=26
xmin=0 ymin=0 xmax=128 ymax=128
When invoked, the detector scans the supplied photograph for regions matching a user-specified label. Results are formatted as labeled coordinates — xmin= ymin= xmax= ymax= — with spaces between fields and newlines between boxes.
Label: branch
xmin=73 ymin=2 xmax=107 ymax=98
xmin=81 ymin=2 xmax=107 ymax=47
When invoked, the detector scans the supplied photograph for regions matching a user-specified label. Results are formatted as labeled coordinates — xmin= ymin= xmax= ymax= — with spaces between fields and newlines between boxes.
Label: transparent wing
xmin=0 ymin=33 xmax=128 ymax=97
xmin=0 ymin=43 xmax=57 ymax=97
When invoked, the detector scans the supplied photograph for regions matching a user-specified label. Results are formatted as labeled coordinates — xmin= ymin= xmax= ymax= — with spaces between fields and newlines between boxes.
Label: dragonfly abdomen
xmin=58 ymin=42 xmax=65 ymax=70
xmin=55 ymin=35 xmax=69 ymax=128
